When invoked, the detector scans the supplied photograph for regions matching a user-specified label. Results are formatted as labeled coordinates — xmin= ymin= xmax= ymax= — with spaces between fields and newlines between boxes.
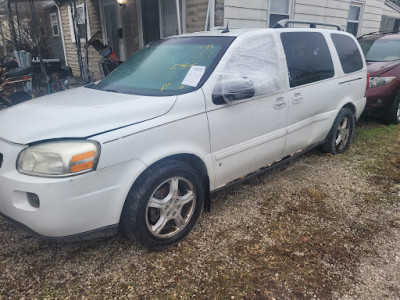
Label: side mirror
xmin=212 ymin=76 xmax=255 ymax=105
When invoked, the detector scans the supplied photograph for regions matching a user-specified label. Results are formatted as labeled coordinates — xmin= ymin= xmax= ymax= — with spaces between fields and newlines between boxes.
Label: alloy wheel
xmin=146 ymin=177 xmax=196 ymax=238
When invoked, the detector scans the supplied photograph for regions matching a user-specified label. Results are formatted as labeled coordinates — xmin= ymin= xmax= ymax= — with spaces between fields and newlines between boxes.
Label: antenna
xmin=222 ymin=22 xmax=230 ymax=33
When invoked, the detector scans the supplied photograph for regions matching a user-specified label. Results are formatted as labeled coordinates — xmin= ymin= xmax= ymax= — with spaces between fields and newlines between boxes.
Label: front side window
xmin=281 ymin=32 xmax=334 ymax=88
xmin=359 ymin=37 xmax=400 ymax=62
xmin=331 ymin=34 xmax=363 ymax=73
xmin=347 ymin=4 xmax=362 ymax=36
xmin=93 ymin=37 xmax=234 ymax=96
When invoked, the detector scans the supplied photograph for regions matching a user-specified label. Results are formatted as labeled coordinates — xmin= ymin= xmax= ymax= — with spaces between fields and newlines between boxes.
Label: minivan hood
xmin=0 ymin=87 xmax=176 ymax=144
xmin=367 ymin=60 xmax=400 ymax=76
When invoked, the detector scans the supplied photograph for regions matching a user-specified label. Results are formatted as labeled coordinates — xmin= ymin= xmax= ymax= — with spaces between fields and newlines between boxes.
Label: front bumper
xmin=0 ymin=138 xmax=146 ymax=238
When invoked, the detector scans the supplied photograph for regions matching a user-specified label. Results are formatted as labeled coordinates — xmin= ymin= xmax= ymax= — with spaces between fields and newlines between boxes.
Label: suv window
xmin=331 ymin=34 xmax=363 ymax=73
xmin=281 ymin=32 xmax=334 ymax=88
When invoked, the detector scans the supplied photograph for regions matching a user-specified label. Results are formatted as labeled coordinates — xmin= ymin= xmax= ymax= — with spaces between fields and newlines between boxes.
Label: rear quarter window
xmin=281 ymin=32 xmax=334 ymax=88
xmin=331 ymin=34 xmax=364 ymax=74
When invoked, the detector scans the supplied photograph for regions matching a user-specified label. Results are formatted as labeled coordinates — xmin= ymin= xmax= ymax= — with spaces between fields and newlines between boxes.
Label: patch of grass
xmin=346 ymin=119 xmax=400 ymax=203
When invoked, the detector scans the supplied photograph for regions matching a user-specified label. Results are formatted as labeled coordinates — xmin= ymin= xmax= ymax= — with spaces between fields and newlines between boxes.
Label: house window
xmin=347 ymin=3 xmax=363 ymax=36
xmin=269 ymin=0 xmax=290 ymax=27
xmin=380 ymin=15 xmax=400 ymax=33
xmin=68 ymin=4 xmax=91 ymax=42
xmin=50 ymin=13 xmax=60 ymax=37
xmin=75 ymin=6 xmax=87 ymax=38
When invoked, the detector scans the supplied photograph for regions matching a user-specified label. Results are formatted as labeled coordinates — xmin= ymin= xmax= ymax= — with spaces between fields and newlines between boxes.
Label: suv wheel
xmin=383 ymin=93 xmax=400 ymax=125
xmin=322 ymin=108 xmax=355 ymax=154
xmin=121 ymin=160 xmax=204 ymax=251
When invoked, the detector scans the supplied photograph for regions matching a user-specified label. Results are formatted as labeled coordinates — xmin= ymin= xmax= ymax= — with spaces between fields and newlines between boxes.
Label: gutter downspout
xmin=205 ymin=0 xmax=210 ymax=31
xmin=210 ymin=0 xmax=215 ymax=29
xmin=267 ymin=0 xmax=271 ymax=27
xmin=291 ymin=0 xmax=296 ymax=20
xmin=53 ymin=1 xmax=68 ymax=65
xmin=175 ymin=0 xmax=181 ymax=34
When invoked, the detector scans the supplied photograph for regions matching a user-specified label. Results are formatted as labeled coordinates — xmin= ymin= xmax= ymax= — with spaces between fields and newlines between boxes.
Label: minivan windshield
xmin=359 ymin=38 xmax=400 ymax=62
xmin=92 ymin=36 xmax=234 ymax=96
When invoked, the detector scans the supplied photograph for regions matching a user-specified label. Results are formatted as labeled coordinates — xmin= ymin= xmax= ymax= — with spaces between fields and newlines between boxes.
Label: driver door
xmin=205 ymin=32 xmax=289 ymax=189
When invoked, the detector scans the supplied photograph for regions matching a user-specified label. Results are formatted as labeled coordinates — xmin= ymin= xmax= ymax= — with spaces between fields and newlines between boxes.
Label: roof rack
xmin=273 ymin=19 xmax=343 ymax=31
xmin=358 ymin=30 xmax=400 ymax=39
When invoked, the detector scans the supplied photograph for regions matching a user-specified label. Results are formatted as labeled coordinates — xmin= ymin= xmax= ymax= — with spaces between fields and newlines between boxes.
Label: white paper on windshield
xmin=182 ymin=66 xmax=206 ymax=87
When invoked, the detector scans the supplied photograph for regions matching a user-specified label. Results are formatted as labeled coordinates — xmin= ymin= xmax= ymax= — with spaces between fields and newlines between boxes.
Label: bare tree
xmin=3 ymin=2 xmax=51 ymax=58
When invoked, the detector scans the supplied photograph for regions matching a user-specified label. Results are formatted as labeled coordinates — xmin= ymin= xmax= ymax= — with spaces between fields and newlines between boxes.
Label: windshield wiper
xmin=104 ymin=88 xmax=119 ymax=93
xmin=85 ymin=82 xmax=98 ymax=89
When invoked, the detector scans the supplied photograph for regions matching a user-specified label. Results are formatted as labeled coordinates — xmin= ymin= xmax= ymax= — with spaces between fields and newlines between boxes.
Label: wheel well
xmin=343 ymin=103 xmax=355 ymax=114
xmin=145 ymin=154 xmax=211 ymax=211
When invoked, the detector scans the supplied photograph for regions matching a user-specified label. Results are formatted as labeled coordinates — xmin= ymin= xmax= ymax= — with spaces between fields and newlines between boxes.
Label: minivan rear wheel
xmin=322 ymin=108 xmax=355 ymax=154
xmin=383 ymin=93 xmax=400 ymax=125
xmin=121 ymin=160 xmax=204 ymax=251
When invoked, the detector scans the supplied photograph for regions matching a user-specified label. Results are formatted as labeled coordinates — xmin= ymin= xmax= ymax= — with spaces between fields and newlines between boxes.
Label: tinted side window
xmin=281 ymin=32 xmax=334 ymax=88
xmin=331 ymin=34 xmax=364 ymax=73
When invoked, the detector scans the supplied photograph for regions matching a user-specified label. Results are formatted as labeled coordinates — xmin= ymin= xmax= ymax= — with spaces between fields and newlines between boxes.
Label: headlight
xmin=369 ymin=76 xmax=396 ymax=88
xmin=17 ymin=140 xmax=100 ymax=177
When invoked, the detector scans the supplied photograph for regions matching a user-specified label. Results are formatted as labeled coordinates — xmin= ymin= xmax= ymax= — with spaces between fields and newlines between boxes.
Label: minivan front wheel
xmin=322 ymin=108 xmax=355 ymax=154
xmin=121 ymin=160 xmax=204 ymax=251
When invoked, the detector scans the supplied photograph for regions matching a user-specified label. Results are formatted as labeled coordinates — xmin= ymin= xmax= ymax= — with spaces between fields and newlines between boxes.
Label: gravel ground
xmin=1 ymin=121 xmax=400 ymax=299
xmin=339 ymin=227 xmax=400 ymax=299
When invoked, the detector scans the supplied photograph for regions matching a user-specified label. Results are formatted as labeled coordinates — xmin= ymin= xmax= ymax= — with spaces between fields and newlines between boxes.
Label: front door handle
xmin=292 ymin=93 xmax=303 ymax=104
xmin=274 ymin=97 xmax=286 ymax=109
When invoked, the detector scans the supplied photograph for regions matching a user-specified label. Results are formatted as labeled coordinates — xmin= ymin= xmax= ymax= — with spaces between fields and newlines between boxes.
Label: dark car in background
xmin=358 ymin=33 xmax=400 ymax=124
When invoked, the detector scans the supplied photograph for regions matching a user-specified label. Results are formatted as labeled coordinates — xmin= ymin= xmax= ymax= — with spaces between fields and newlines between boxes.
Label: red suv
xmin=358 ymin=33 xmax=400 ymax=124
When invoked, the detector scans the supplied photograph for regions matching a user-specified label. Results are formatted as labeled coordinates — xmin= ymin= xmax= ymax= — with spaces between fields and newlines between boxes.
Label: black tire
xmin=121 ymin=160 xmax=204 ymax=251
xmin=8 ymin=91 xmax=32 ymax=105
xmin=383 ymin=93 xmax=400 ymax=125
xmin=322 ymin=108 xmax=355 ymax=154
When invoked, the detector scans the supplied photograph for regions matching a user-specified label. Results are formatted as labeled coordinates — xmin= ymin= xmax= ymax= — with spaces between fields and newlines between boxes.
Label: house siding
xmin=361 ymin=1 xmax=383 ymax=35
xmin=60 ymin=0 xmax=104 ymax=81
xmin=222 ymin=0 xmax=400 ymax=36
xmin=224 ymin=0 xmax=268 ymax=27
xmin=186 ymin=0 xmax=209 ymax=32
xmin=382 ymin=0 xmax=400 ymax=17
xmin=215 ymin=0 xmax=224 ymax=26
xmin=293 ymin=0 xmax=349 ymax=28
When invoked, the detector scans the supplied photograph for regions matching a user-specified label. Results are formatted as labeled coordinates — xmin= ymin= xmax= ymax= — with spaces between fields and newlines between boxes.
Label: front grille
xmin=0 ymin=153 xmax=3 ymax=168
